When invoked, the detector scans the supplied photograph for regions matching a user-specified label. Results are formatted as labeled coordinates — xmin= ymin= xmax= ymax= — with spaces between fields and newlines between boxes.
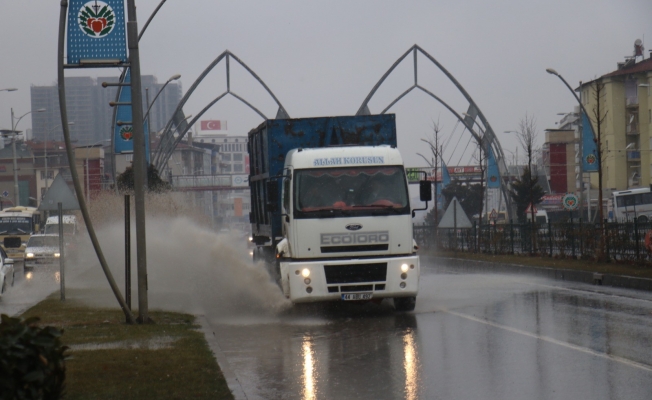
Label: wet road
xmin=207 ymin=257 xmax=652 ymax=400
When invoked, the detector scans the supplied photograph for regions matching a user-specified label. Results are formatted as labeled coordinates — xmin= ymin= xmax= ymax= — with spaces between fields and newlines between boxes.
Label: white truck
xmin=248 ymin=115 xmax=431 ymax=311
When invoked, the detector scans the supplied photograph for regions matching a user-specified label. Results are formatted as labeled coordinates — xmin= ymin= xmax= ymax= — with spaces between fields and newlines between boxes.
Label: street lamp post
xmin=9 ymin=108 xmax=46 ymax=206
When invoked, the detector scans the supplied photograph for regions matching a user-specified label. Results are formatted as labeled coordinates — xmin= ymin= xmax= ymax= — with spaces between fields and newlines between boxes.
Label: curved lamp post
xmin=9 ymin=108 xmax=46 ymax=206
xmin=0 ymin=88 xmax=18 ymax=92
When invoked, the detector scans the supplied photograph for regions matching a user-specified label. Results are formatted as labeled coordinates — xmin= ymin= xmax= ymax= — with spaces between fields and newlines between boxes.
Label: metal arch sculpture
xmin=153 ymin=50 xmax=290 ymax=172
xmin=356 ymin=44 xmax=512 ymax=217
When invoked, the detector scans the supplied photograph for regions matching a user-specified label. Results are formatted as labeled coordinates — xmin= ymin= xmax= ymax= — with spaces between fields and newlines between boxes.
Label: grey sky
xmin=1 ymin=0 xmax=651 ymax=167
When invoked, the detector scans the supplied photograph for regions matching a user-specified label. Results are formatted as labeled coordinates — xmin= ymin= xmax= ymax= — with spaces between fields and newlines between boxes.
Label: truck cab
xmin=275 ymin=146 xmax=419 ymax=308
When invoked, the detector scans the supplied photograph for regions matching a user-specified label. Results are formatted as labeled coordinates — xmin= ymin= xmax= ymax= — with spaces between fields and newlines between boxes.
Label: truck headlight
xmin=401 ymin=264 xmax=409 ymax=273
xmin=26 ymin=253 xmax=34 ymax=258
xmin=301 ymin=268 xmax=310 ymax=278
xmin=54 ymin=253 xmax=61 ymax=258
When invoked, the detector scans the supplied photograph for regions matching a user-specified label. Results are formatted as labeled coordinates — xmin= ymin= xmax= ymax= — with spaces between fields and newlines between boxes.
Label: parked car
xmin=0 ymin=246 xmax=15 ymax=296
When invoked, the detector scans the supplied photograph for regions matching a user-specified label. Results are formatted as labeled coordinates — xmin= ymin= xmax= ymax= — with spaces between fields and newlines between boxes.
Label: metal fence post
xmin=579 ymin=218 xmax=583 ymax=258
xmin=548 ymin=218 xmax=552 ymax=257
xmin=510 ymin=219 xmax=514 ymax=254
xmin=604 ymin=219 xmax=610 ymax=260
xmin=571 ymin=215 xmax=575 ymax=258
xmin=635 ymin=217 xmax=640 ymax=261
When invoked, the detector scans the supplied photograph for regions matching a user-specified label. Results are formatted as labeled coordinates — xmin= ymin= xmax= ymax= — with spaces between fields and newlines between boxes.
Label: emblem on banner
xmin=585 ymin=153 xmax=597 ymax=165
xmin=119 ymin=125 xmax=133 ymax=141
xmin=78 ymin=1 xmax=116 ymax=38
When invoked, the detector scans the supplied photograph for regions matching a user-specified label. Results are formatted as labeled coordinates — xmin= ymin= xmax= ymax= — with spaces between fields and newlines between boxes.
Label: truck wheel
xmin=393 ymin=297 xmax=416 ymax=312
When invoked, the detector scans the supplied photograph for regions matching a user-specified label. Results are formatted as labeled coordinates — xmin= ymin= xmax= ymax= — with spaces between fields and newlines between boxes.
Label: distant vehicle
xmin=24 ymin=234 xmax=61 ymax=270
xmin=44 ymin=215 xmax=78 ymax=237
xmin=0 ymin=206 xmax=41 ymax=261
xmin=612 ymin=187 xmax=652 ymax=222
xmin=0 ymin=247 xmax=15 ymax=297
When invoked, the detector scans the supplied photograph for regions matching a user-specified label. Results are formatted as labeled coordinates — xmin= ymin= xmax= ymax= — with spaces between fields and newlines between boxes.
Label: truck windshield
xmin=294 ymin=166 xmax=409 ymax=217
xmin=0 ymin=217 xmax=32 ymax=234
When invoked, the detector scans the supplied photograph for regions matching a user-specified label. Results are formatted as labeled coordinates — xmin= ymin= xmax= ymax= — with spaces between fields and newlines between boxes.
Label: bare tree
xmin=417 ymin=120 xmax=442 ymax=224
xmin=591 ymin=80 xmax=608 ymax=258
xmin=516 ymin=113 xmax=539 ymax=225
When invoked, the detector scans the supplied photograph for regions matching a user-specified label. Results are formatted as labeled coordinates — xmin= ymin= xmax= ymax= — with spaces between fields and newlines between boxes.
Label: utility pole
xmin=126 ymin=0 xmax=150 ymax=323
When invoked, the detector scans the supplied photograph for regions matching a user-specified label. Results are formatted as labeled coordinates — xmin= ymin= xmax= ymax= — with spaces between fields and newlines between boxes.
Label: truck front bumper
xmin=280 ymin=255 xmax=419 ymax=303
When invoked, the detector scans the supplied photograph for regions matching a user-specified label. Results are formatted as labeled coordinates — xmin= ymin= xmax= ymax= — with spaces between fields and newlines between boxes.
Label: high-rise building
xmin=30 ymin=75 xmax=181 ymax=146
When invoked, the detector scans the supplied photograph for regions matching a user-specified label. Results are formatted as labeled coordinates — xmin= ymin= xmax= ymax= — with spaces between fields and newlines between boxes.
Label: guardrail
xmin=170 ymin=175 xmax=234 ymax=188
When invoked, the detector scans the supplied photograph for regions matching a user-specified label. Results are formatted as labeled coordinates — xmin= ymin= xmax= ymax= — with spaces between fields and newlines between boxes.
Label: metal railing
xmin=169 ymin=175 xmax=232 ymax=188
xmin=414 ymin=219 xmax=652 ymax=262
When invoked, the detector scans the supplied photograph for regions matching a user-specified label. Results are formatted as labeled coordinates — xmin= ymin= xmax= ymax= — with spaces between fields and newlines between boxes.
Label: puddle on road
xmin=68 ymin=336 xmax=176 ymax=351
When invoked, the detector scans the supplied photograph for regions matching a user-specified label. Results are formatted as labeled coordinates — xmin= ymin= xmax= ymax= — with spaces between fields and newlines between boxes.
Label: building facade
xmin=580 ymin=51 xmax=652 ymax=192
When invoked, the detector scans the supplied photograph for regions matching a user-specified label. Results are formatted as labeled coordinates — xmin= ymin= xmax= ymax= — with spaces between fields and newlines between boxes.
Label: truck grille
xmin=321 ymin=244 xmax=388 ymax=253
xmin=323 ymin=263 xmax=387 ymax=284
xmin=4 ymin=237 xmax=21 ymax=249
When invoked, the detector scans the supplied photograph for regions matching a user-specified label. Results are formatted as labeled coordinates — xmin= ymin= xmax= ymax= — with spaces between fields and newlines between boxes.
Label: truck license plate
xmin=341 ymin=293 xmax=373 ymax=301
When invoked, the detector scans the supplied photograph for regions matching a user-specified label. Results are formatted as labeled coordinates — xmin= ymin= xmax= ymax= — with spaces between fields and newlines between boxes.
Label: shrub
xmin=0 ymin=314 xmax=67 ymax=400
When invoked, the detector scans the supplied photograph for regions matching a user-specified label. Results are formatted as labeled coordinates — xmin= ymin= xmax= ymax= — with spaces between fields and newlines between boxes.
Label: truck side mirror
xmin=419 ymin=180 xmax=432 ymax=202
xmin=266 ymin=180 xmax=279 ymax=212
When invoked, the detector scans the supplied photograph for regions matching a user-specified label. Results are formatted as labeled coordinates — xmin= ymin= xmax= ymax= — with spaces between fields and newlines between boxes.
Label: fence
xmin=414 ymin=219 xmax=652 ymax=262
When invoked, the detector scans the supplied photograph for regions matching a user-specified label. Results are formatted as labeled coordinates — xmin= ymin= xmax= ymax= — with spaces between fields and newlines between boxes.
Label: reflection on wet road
xmin=209 ymin=261 xmax=652 ymax=399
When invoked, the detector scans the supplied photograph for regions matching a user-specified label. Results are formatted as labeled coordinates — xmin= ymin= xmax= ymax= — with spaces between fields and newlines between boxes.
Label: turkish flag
xmin=200 ymin=120 xmax=225 ymax=130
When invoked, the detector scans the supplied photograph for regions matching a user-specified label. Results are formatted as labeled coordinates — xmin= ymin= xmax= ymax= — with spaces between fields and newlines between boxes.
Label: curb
xmin=429 ymin=256 xmax=652 ymax=292
xmin=196 ymin=315 xmax=248 ymax=400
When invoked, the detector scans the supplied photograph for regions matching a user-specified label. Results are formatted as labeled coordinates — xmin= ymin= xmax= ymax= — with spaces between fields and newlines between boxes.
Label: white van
xmin=44 ymin=215 xmax=78 ymax=237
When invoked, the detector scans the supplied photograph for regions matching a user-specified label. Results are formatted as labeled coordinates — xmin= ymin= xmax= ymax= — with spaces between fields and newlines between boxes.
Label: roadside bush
xmin=0 ymin=314 xmax=67 ymax=400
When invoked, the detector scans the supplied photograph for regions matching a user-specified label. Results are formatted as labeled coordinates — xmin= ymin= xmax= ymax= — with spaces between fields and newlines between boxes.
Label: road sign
xmin=562 ymin=193 xmax=579 ymax=211
xmin=2 ymin=191 xmax=8 ymax=198
xmin=525 ymin=203 xmax=538 ymax=214
xmin=489 ymin=209 xmax=498 ymax=220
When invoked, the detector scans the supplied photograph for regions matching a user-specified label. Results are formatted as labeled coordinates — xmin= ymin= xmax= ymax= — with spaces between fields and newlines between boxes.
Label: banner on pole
xmin=581 ymin=112 xmax=599 ymax=172
xmin=67 ymin=0 xmax=127 ymax=66
xmin=486 ymin=146 xmax=500 ymax=188
xmin=114 ymin=70 xmax=149 ymax=160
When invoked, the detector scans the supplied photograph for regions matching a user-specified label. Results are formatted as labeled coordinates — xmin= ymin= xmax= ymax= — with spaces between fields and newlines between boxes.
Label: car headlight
xmin=54 ymin=253 xmax=61 ymax=258
xmin=26 ymin=253 xmax=34 ymax=258
xmin=25 ymin=272 xmax=33 ymax=280
xmin=248 ymin=236 xmax=253 ymax=242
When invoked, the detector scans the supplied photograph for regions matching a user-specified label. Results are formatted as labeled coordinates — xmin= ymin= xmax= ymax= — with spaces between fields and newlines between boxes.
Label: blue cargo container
xmin=248 ymin=114 xmax=398 ymax=244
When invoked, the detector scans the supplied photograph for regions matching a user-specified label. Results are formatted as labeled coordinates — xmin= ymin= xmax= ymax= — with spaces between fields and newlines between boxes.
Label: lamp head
xmin=170 ymin=74 xmax=181 ymax=81
xmin=546 ymin=68 xmax=559 ymax=76
xmin=36 ymin=108 xmax=46 ymax=113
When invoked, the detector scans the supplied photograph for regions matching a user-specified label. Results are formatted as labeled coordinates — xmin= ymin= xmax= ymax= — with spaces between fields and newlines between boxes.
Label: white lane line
xmin=441 ymin=308 xmax=652 ymax=373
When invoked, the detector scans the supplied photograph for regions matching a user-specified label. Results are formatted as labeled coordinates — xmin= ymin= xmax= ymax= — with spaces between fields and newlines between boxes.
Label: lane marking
xmin=439 ymin=308 xmax=652 ymax=373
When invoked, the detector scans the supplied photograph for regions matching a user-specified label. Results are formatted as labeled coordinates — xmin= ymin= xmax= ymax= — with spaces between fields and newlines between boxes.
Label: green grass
xmin=20 ymin=292 xmax=233 ymax=400
xmin=430 ymin=250 xmax=652 ymax=280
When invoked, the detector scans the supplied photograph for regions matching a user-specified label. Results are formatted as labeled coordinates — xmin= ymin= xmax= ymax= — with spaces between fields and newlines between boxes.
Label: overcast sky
xmin=1 ymin=0 xmax=651 ymax=168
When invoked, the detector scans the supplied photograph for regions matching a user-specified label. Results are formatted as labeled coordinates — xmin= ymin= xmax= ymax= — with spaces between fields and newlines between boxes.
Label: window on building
xmin=223 ymin=164 xmax=232 ymax=173
xmin=233 ymin=153 xmax=243 ymax=161
xmin=222 ymin=153 xmax=231 ymax=161
xmin=40 ymin=171 xmax=54 ymax=180
xmin=234 ymin=164 xmax=243 ymax=172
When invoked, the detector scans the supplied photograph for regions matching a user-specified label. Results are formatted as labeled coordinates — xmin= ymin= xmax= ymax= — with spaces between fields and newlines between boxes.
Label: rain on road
xmin=207 ymin=257 xmax=652 ymax=400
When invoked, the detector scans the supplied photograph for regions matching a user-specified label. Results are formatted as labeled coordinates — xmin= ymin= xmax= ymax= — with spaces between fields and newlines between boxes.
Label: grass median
xmin=20 ymin=291 xmax=233 ymax=400
xmin=429 ymin=250 xmax=652 ymax=280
